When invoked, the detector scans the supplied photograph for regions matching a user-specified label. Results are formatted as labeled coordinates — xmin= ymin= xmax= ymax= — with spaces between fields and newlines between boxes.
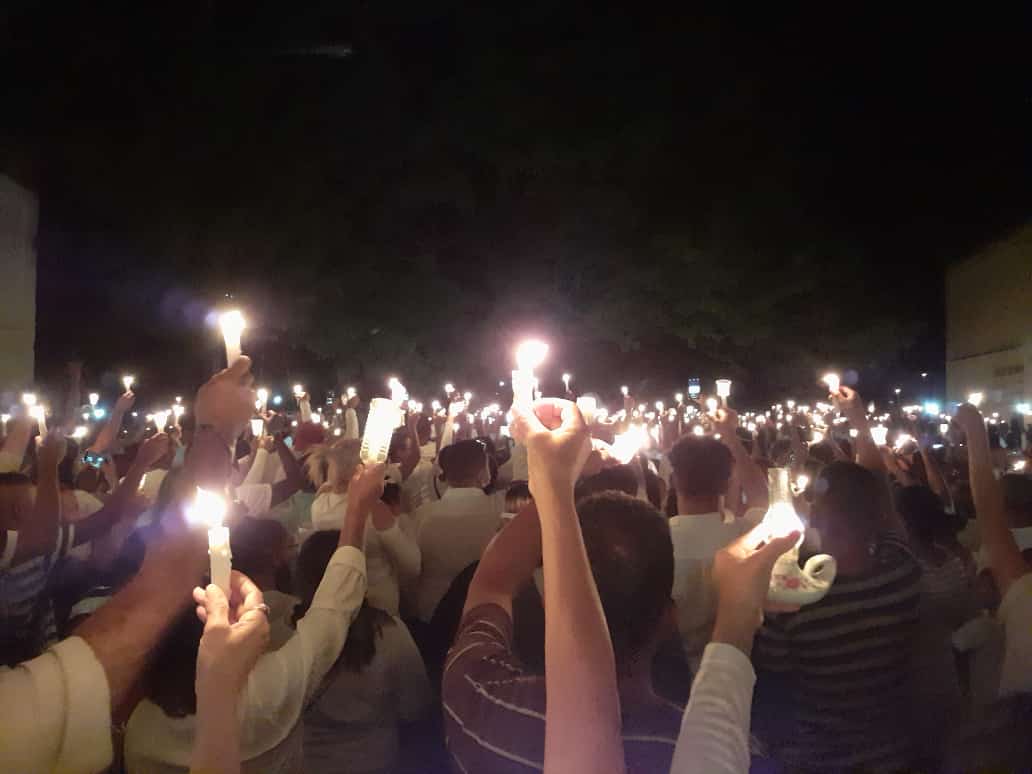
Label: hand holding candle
xmin=186 ymin=487 xmax=231 ymax=595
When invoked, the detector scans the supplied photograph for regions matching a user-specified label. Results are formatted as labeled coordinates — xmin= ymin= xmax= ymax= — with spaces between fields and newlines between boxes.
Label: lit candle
xmin=361 ymin=398 xmax=403 ymax=464
xmin=967 ymin=392 xmax=984 ymax=407
xmin=674 ymin=392 xmax=684 ymax=404
xmin=444 ymin=383 xmax=455 ymax=398
xmin=821 ymin=372 xmax=840 ymax=394
xmin=186 ymin=488 xmax=231 ymax=595
xmin=293 ymin=384 xmax=304 ymax=399
xmin=513 ymin=339 xmax=548 ymax=407
xmin=715 ymin=379 xmax=732 ymax=405
xmin=621 ymin=385 xmax=629 ymax=397
xmin=250 ymin=418 xmax=264 ymax=437
xmin=388 ymin=377 xmax=409 ymax=404
xmin=575 ymin=396 xmax=598 ymax=423
xmin=256 ymin=388 xmax=268 ymax=413
xmin=172 ymin=404 xmax=185 ymax=424
xmin=71 ymin=425 xmax=88 ymax=440
xmin=88 ymin=392 xmax=99 ymax=407
xmin=218 ymin=310 xmax=246 ymax=366
xmin=175 ymin=396 xmax=182 ymax=404
xmin=562 ymin=373 xmax=572 ymax=392
xmin=692 ymin=425 xmax=705 ymax=436
xmin=705 ymin=397 xmax=718 ymax=414
xmin=123 ymin=375 xmax=135 ymax=391
xmin=21 ymin=392 xmax=36 ymax=407
xmin=655 ymin=401 xmax=664 ymax=412
xmin=611 ymin=424 xmax=649 ymax=463
xmin=870 ymin=425 xmax=889 ymax=446
xmin=346 ymin=387 xmax=357 ymax=400
xmin=463 ymin=391 xmax=473 ymax=403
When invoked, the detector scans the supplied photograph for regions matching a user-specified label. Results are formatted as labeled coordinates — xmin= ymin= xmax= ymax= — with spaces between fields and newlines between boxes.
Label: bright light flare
xmin=821 ymin=373 xmax=840 ymax=394
xmin=185 ymin=488 xmax=228 ymax=529
xmin=515 ymin=340 xmax=549 ymax=372
xmin=967 ymin=392 xmax=984 ymax=408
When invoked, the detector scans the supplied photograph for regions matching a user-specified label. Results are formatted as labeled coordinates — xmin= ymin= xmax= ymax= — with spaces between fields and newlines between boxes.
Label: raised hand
xmin=195 ymin=356 xmax=256 ymax=443
xmin=193 ymin=573 xmax=269 ymax=697
xmin=511 ymin=399 xmax=591 ymax=497
xmin=135 ymin=432 xmax=171 ymax=469
xmin=114 ymin=390 xmax=137 ymax=415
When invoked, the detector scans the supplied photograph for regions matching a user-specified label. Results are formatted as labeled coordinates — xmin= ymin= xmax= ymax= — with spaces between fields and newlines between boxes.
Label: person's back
xmin=754 ymin=462 xmax=922 ymax=771
xmin=665 ymin=436 xmax=756 ymax=668
xmin=304 ymin=607 xmax=430 ymax=774
xmin=443 ymin=492 xmax=683 ymax=774
xmin=412 ymin=441 xmax=500 ymax=622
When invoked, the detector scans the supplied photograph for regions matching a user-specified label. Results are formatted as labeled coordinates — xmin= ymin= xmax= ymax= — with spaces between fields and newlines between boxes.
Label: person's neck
xmin=448 ymin=479 xmax=482 ymax=490
xmin=675 ymin=495 xmax=721 ymax=516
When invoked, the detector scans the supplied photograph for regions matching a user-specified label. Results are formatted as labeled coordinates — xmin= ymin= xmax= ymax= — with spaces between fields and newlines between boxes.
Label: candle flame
xmin=515 ymin=339 xmax=549 ymax=371
xmin=185 ymin=488 xmax=228 ymax=529
xmin=218 ymin=309 xmax=246 ymax=338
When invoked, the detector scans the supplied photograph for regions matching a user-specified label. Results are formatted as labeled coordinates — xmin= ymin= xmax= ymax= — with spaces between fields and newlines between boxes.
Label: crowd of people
xmin=1 ymin=356 xmax=1030 ymax=773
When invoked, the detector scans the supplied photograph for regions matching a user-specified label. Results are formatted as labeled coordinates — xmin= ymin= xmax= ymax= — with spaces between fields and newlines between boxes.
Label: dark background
xmin=2 ymin=4 xmax=1030 ymax=407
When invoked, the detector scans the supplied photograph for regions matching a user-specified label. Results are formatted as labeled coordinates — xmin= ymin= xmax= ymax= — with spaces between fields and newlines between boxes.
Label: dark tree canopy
xmin=2 ymin=4 xmax=1029 ymax=401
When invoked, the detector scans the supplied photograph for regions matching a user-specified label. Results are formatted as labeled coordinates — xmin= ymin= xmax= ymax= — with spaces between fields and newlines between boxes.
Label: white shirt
xmin=125 ymin=546 xmax=367 ymax=774
xmin=310 ymin=492 xmax=420 ymax=616
xmin=0 ymin=635 xmax=113 ymax=774
xmin=977 ymin=526 xmax=1032 ymax=571
xmin=303 ymin=615 xmax=431 ymax=774
xmin=998 ymin=571 xmax=1032 ymax=696
xmin=412 ymin=487 xmax=502 ymax=622
xmin=670 ymin=642 xmax=754 ymax=774
xmin=669 ymin=511 xmax=758 ymax=667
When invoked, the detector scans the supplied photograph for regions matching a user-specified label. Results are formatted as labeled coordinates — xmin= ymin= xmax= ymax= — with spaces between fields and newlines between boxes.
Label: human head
xmin=668 ymin=436 xmax=733 ymax=504
xmin=293 ymin=422 xmax=326 ymax=454
xmin=304 ymin=439 xmax=361 ymax=489
xmin=438 ymin=440 xmax=489 ymax=487
xmin=575 ymin=465 xmax=638 ymax=501
xmin=505 ymin=480 xmax=533 ymax=513
xmin=230 ymin=517 xmax=294 ymax=592
xmin=895 ymin=485 xmax=965 ymax=547
xmin=576 ymin=492 xmax=674 ymax=667
xmin=810 ymin=461 xmax=883 ymax=558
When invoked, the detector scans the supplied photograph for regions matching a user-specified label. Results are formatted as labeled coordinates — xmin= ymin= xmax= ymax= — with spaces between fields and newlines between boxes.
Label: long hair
xmin=304 ymin=439 xmax=361 ymax=490
xmin=294 ymin=530 xmax=389 ymax=671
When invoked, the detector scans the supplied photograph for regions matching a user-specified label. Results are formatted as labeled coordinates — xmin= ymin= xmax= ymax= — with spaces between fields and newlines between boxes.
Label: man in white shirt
xmin=667 ymin=421 xmax=768 ymax=670
xmin=410 ymin=440 xmax=502 ymax=622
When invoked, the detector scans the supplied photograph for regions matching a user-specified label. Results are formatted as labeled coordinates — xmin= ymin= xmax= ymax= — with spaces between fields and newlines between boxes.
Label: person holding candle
xmin=306 ymin=439 xmax=420 ymax=617
xmin=749 ymin=384 xmax=923 ymax=772
xmin=125 ymin=458 xmax=384 ymax=773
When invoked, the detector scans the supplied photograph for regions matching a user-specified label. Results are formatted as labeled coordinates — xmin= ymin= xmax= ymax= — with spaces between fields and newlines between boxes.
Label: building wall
xmin=0 ymin=175 xmax=38 ymax=389
xmin=946 ymin=225 xmax=1032 ymax=415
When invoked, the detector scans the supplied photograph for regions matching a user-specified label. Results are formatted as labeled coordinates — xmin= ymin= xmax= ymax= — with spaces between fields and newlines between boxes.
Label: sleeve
xmin=345 ymin=409 xmax=360 ymax=440
xmin=237 ymin=547 xmax=366 ymax=750
xmin=241 ymin=448 xmax=270 ymax=486
xmin=234 ymin=483 xmax=273 ymax=517
xmin=669 ymin=643 xmax=755 ymax=774
xmin=0 ymin=636 xmax=113 ymax=774
xmin=389 ymin=619 xmax=432 ymax=722
xmin=377 ymin=522 xmax=421 ymax=582
xmin=997 ymin=571 xmax=1032 ymax=696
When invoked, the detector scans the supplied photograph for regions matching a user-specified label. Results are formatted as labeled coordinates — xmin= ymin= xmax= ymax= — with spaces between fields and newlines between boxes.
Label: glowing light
xmin=922 ymin=401 xmax=940 ymax=415
xmin=1012 ymin=460 xmax=1027 ymax=472
xmin=153 ymin=411 xmax=169 ymax=431
xmin=361 ymin=398 xmax=402 ymax=464
xmin=186 ymin=488 xmax=231 ymax=594
xmin=576 ymin=396 xmax=598 ymax=424
xmin=122 ymin=375 xmax=135 ymax=391
xmin=693 ymin=425 xmax=705 ymax=436
xmin=93 ymin=408 xmax=106 ymax=420
xmin=271 ymin=395 xmax=283 ymax=406
xmin=746 ymin=421 xmax=757 ymax=432
xmin=967 ymin=392 xmax=984 ymax=408
xmin=1 ymin=414 xmax=11 ymax=425
xmin=655 ymin=401 xmax=665 ymax=412
xmin=894 ymin=433 xmax=914 ymax=451
xmin=71 ymin=426 xmax=89 ymax=440
xmin=175 ymin=396 xmax=182 ymax=404
xmin=87 ymin=392 xmax=99 ymax=407
xmin=431 ymin=400 xmax=442 ymax=412
xmin=444 ymin=383 xmax=455 ymax=395
xmin=611 ymin=424 xmax=649 ymax=463
xmin=388 ymin=378 xmax=408 ymax=404
xmin=705 ymin=397 xmax=718 ymax=414
xmin=218 ymin=310 xmax=246 ymax=365
xmin=715 ymin=379 xmax=732 ymax=399
xmin=172 ymin=405 xmax=185 ymax=419
xmin=250 ymin=418 xmax=264 ymax=437
xmin=21 ymin=392 xmax=37 ymax=407
xmin=185 ymin=487 xmax=228 ymax=530
xmin=793 ymin=474 xmax=810 ymax=494
xmin=293 ymin=384 xmax=304 ymax=398
xmin=939 ymin=423 xmax=949 ymax=434
xmin=463 ymin=391 xmax=473 ymax=402
xmin=870 ymin=426 xmax=889 ymax=446
xmin=562 ymin=373 xmax=571 ymax=389
xmin=821 ymin=373 xmax=840 ymax=394
xmin=1016 ymin=403 xmax=1031 ymax=415
xmin=621 ymin=385 xmax=629 ymax=397
xmin=515 ymin=340 xmax=548 ymax=372
xmin=786 ymin=400 xmax=796 ymax=410
xmin=811 ymin=430 xmax=824 ymax=443
xmin=675 ymin=392 xmax=684 ymax=403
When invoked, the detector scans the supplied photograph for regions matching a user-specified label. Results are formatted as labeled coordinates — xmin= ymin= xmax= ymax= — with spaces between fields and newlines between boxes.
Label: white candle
xmin=967 ymin=392 xmax=984 ymax=407
xmin=821 ymin=372 xmax=840 ymax=394
xmin=611 ymin=424 xmax=648 ymax=464
xmin=562 ymin=373 xmax=571 ymax=391
xmin=674 ymin=392 xmax=684 ymax=404
xmin=576 ymin=396 xmax=598 ymax=424
xmin=153 ymin=411 xmax=169 ymax=432
xmin=256 ymin=388 xmax=268 ymax=413
xmin=123 ymin=375 xmax=135 ymax=391
xmin=715 ymin=379 xmax=732 ymax=402
xmin=186 ymin=488 xmax=231 ymax=595
xmin=21 ymin=392 xmax=36 ymax=407
xmin=88 ymin=392 xmax=99 ymax=407
xmin=361 ymin=398 xmax=402 ymax=464
xmin=620 ymin=385 xmax=629 ymax=397
xmin=250 ymin=418 xmax=264 ymax=437
xmin=218 ymin=310 xmax=246 ymax=366
xmin=513 ymin=340 xmax=548 ymax=407
xmin=870 ymin=425 xmax=889 ymax=446
xmin=346 ymin=386 xmax=357 ymax=400
xmin=444 ymin=383 xmax=455 ymax=397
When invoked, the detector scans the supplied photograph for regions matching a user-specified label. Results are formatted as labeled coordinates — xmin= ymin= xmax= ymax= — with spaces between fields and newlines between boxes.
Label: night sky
xmin=2 ymin=4 xmax=1029 ymax=406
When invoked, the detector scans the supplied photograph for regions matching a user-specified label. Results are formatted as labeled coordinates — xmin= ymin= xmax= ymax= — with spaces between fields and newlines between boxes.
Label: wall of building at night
xmin=0 ymin=175 xmax=38 ymax=389
xmin=946 ymin=224 xmax=1032 ymax=417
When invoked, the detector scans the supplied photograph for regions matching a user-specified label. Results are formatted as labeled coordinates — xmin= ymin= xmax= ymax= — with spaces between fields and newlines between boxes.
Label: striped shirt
xmin=754 ymin=535 xmax=922 ymax=772
xmin=443 ymin=603 xmax=682 ymax=774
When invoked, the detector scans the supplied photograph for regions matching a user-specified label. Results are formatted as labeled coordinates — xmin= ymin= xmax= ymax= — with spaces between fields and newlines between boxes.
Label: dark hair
xmin=576 ymin=465 xmax=638 ymax=501
xmin=230 ymin=517 xmax=289 ymax=579
xmin=294 ymin=530 xmax=390 ymax=671
xmin=0 ymin=472 xmax=31 ymax=487
xmin=1002 ymin=474 xmax=1032 ymax=525
xmin=812 ymin=461 xmax=883 ymax=542
xmin=381 ymin=482 xmax=402 ymax=508
xmin=505 ymin=481 xmax=533 ymax=513
xmin=148 ymin=607 xmax=204 ymax=717
xmin=438 ymin=440 xmax=487 ymax=484
xmin=895 ymin=485 xmax=964 ymax=545
xmin=576 ymin=492 xmax=673 ymax=664
xmin=668 ymin=437 xmax=733 ymax=498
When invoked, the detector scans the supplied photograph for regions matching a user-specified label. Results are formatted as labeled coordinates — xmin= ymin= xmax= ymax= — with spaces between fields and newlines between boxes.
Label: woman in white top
xmin=307 ymin=440 xmax=420 ymax=616
xmin=298 ymin=530 xmax=431 ymax=774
